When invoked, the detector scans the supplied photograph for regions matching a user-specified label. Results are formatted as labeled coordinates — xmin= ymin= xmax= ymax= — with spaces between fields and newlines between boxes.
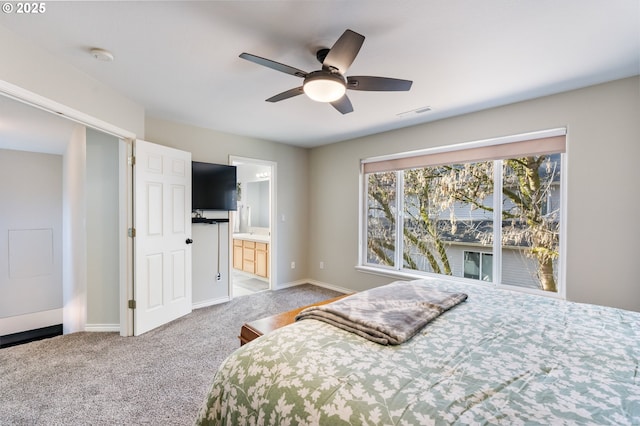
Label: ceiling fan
xmin=239 ymin=29 xmax=412 ymax=114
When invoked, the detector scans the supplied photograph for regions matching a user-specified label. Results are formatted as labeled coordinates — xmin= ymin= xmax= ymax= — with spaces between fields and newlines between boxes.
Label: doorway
xmin=0 ymin=88 xmax=135 ymax=336
xmin=0 ymin=94 xmax=126 ymax=338
xmin=230 ymin=156 xmax=276 ymax=298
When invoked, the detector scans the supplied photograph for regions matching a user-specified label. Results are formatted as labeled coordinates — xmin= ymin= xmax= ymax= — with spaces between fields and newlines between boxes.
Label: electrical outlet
xmin=291 ymin=261 xmax=296 ymax=269
xmin=320 ymin=261 xmax=324 ymax=269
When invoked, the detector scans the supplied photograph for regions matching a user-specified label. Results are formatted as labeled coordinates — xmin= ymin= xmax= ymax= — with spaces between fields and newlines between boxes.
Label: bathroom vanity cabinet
xmin=233 ymin=236 xmax=269 ymax=278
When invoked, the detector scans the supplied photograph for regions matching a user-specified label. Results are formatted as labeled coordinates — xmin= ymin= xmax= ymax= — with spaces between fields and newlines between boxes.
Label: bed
xmin=196 ymin=278 xmax=640 ymax=425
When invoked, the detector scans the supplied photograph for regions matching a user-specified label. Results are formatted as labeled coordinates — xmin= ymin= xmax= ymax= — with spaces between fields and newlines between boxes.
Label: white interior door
xmin=133 ymin=140 xmax=192 ymax=335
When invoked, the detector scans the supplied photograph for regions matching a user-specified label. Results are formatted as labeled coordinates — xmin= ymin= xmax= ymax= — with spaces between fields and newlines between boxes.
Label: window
xmin=361 ymin=130 xmax=565 ymax=295
xmin=366 ymin=171 xmax=397 ymax=267
xmin=463 ymin=251 xmax=493 ymax=281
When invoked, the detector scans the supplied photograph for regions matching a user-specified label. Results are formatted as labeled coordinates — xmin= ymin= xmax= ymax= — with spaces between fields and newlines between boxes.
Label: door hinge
xmin=128 ymin=155 xmax=136 ymax=166
xmin=128 ymin=228 xmax=136 ymax=238
xmin=128 ymin=300 xmax=136 ymax=309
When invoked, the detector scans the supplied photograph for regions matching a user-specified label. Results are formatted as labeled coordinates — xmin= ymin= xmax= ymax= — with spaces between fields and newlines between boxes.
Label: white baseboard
xmin=193 ymin=297 xmax=230 ymax=310
xmin=275 ymin=279 xmax=351 ymax=295
xmin=0 ymin=309 xmax=63 ymax=336
xmin=275 ymin=279 xmax=309 ymax=290
xmin=84 ymin=324 xmax=120 ymax=332
xmin=305 ymin=279 xmax=352 ymax=294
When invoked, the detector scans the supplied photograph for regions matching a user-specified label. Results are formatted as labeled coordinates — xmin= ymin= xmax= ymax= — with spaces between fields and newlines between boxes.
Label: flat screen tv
xmin=192 ymin=161 xmax=237 ymax=211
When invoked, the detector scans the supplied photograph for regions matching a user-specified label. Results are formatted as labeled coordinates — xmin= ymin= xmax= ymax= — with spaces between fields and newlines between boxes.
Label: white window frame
xmin=357 ymin=128 xmax=568 ymax=300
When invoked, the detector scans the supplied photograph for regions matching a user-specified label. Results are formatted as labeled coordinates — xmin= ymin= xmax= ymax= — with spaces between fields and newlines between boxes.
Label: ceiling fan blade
xmin=330 ymin=95 xmax=354 ymax=114
xmin=347 ymin=76 xmax=413 ymax=91
xmin=323 ymin=29 xmax=365 ymax=74
xmin=239 ymin=53 xmax=307 ymax=78
xmin=266 ymin=87 xmax=304 ymax=103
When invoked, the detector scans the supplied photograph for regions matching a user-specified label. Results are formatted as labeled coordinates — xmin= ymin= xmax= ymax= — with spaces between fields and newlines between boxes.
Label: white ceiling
xmin=0 ymin=0 xmax=638 ymax=149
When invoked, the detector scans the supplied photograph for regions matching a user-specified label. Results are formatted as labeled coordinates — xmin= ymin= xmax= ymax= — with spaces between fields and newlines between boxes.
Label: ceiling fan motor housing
xmin=316 ymin=48 xmax=331 ymax=64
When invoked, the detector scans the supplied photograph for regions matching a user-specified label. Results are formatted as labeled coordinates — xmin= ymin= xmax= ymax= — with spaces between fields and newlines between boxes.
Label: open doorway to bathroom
xmin=230 ymin=157 xmax=275 ymax=297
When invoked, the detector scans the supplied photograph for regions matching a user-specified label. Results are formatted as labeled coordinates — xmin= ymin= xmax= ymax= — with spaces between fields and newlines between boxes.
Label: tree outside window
xmin=364 ymin=149 xmax=562 ymax=294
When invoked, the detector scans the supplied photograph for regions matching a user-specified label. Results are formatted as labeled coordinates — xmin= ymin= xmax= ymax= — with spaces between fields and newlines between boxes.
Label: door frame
xmin=0 ymin=80 xmax=137 ymax=336
xmin=229 ymin=155 xmax=277 ymax=297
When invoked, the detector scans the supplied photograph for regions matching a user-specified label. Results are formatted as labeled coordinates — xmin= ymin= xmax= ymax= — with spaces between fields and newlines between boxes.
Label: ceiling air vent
xmin=397 ymin=106 xmax=432 ymax=118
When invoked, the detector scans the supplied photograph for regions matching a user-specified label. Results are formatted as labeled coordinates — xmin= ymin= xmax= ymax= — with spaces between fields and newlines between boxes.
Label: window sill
xmin=355 ymin=265 xmax=441 ymax=281
xmin=355 ymin=265 xmax=565 ymax=300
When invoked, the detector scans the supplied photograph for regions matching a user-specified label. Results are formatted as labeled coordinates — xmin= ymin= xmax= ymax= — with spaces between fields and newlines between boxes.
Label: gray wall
xmin=192 ymin=222 xmax=229 ymax=303
xmin=308 ymin=76 xmax=640 ymax=312
xmin=144 ymin=118 xmax=310 ymax=288
xmin=0 ymin=149 xmax=63 ymax=323
xmin=86 ymin=129 xmax=120 ymax=327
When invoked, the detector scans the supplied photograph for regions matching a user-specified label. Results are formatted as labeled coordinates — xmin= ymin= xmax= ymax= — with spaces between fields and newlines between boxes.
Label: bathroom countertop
xmin=233 ymin=233 xmax=270 ymax=243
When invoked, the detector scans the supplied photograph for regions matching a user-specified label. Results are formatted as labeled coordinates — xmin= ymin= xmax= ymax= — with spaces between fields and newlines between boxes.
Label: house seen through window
xmin=361 ymin=131 xmax=565 ymax=295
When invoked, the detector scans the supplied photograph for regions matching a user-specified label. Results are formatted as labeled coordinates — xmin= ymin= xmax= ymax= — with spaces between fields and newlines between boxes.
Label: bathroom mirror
xmin=246 ymin=180 xmax=269 ymax=228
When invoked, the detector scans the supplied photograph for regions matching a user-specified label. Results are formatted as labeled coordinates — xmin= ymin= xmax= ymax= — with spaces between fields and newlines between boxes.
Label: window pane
xmin=463 ymin=251 xmax=480 ymax=279
xmin=501 ymin=154 xmax=561 ymax=292
xmin=481 ymin=253 xmax=493 ymax=281
xmin=403 ymin=162 xmax=493 ymax=280
xmin=366 ymin=172 xmax=396 ymax=267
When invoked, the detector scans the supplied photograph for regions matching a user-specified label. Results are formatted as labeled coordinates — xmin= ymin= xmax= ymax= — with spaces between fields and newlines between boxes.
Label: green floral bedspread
xmin=196 ymin=279 xmax=640 ymax=425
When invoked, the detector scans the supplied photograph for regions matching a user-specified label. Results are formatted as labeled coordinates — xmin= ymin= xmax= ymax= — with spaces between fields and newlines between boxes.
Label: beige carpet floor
xmin=0 ymin=284 xmax=341 ymax=425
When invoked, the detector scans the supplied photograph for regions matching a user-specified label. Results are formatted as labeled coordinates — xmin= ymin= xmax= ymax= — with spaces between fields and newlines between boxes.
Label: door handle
xmin=186 ymin=238 xmax=193 ymax=244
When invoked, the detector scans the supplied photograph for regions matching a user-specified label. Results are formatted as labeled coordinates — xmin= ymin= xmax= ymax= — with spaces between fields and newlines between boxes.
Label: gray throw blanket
xmin=295 ymin=280 xmax=467 ymax=345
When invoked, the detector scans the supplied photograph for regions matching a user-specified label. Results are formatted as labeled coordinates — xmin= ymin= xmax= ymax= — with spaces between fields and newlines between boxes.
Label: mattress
xmin=196 ymin=278 xmax=640 ymax=425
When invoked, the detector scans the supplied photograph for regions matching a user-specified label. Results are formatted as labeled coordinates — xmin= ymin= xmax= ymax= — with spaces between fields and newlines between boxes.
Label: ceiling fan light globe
xmin=303 ymin=73 xmax=346 ymax=103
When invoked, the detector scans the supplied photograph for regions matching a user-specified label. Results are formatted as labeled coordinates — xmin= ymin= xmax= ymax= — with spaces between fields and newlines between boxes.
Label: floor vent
xmin=0 ymin=324 xmax=63 ymax=349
